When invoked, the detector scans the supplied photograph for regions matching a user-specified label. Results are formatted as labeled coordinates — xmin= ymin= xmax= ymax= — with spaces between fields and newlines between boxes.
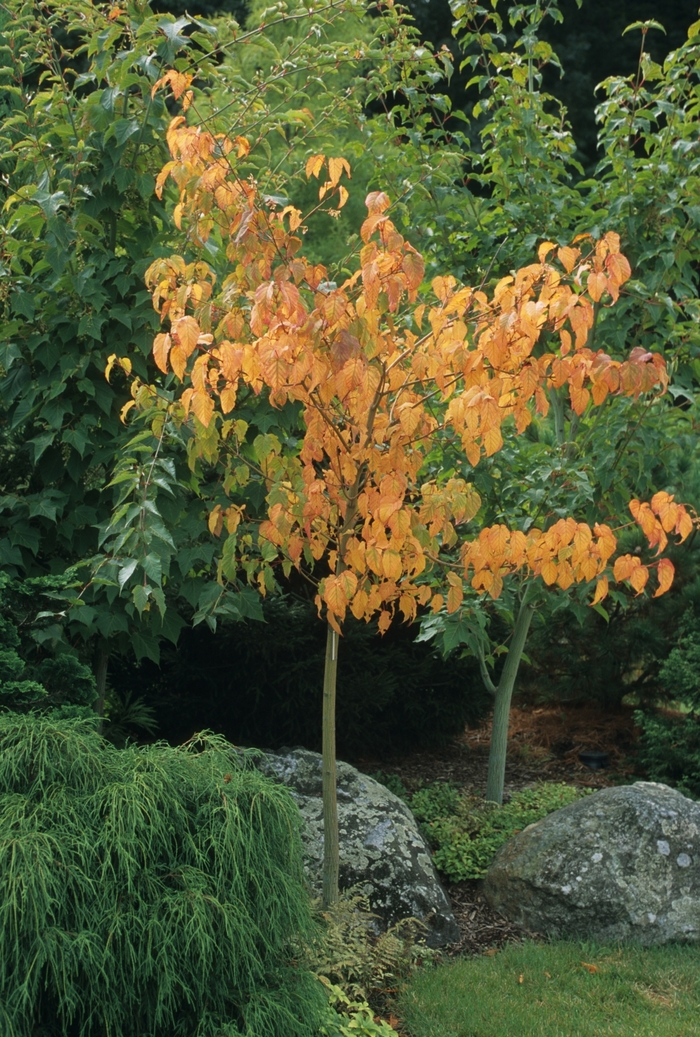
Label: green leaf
xmin=132 ymin=583 xmax=151 ymax=616
xmin=77 ymin=312 xmax=106 ymax=341
xmin=111 ymin=120 xmax=141 ymax=147
xmin=158 ymin=16 xmax=191 ymax=43
xmin=622 ymin=19 xmax=665 ymax=37
xmin=142 ymin=553 xmax=163 ymax=585
xmin=118 ymin=558 xmax=138 ymax=590
xmin=136 ymin=173 xmax=155 ymax=200
xmin=11 ymin=293 xmax=35 ymax=321
xmin=29 ymin=431 xmax=55 ymax=463
xmin=130 ymin=628 xmax=161 ymax=664
xmin=70 ymin=604 xmax=97 ymax=627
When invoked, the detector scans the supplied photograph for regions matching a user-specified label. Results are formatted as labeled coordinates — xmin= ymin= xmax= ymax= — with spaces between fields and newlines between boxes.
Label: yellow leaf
xmin=306 ymin=154 xmax=325 ymax=179
xmin=119 ymin=399 xmax=136 ymax=423
xmin=365 ymin=190 xmax=391 ymax=214
xmin=225 ymin=506 xmax=242 ymax=534
xmin=219 ymin=385 xmax=238 ymax=413
xmin=191 ymin=390 xmax=214 ymax=428
xmin=538 ymin=241 xmax=556 ymax=263
xmin=366 ymin=546 xmax=383 ymax=576
xmin=328 ymin=156 xmax=351 ymax=187
xmin=446 ymin=578 xmax=463 ymax=613
xmin=591 ymin=576 xmax=609 ymax=606
xmin=606 ymin=252 xmax=631 ymax=286
xmin=208 ymin=505 xmax=223 ymax=536
xmin=170 ymin=344 xmax=187 ymax=381
xmin=323 ymin=575 xmax=349 ymax=619
xmin=105 ymin=354 xmax=132 ymax=382
xmin=587 ymin=270 xmax=608 ymax=302
xmin=630 ymin=564 xmax=650 ymax=594
xmin=151 ymin=69 xmax=193 ymax=100
xmin=580 ymin=962 xmax=598 ymax=974
xmin=153 ymin=333 xmax=172 ymax=373
xmin=654 ymin=557 xmax=675 ymax=597
xmin=678 ymin=509 xmax=694 ymax=542
xmin=382 ymin=550 xmax=402 ymax=580
xmin=402 ymin=250 xmax=425 ymax=291
xmin=173 ymin=315 xmax=201 ymax=356
xmin=339 ymin=570 xmax=358 ymax=600
xmin=613 ymin=554 xmax=638 ymax=583
xmin=541 ymin=560 xmax=558 ymax=585
xmin=235 ymin=135 xmax=250 ymax=158
xmin=570 ymin=383 xmax=590 ymax=415
xmin=483 ymin=426 xmax=503 ymax=457
xmin=557 ymin=246 xmax=579 ymax=273
xmin=350 ymin=588 xmax=369 ymax=619
xmin=431 ymin=593 xmax=444 ymax=613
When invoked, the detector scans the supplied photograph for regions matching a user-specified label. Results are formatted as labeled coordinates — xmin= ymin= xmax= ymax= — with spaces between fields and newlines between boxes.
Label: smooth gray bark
xmin=321 ymin=622 xmax=340 ymax=907
xmin=485 ymin=591 xmax=535 ymax=805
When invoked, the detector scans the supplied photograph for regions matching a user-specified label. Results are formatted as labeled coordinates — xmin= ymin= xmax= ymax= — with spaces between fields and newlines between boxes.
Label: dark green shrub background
xmin=111 ymin=596 xmax=492 ymax=757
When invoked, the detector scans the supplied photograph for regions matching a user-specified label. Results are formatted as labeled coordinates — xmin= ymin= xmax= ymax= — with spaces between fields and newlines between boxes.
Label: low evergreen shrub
xmin=0 ymin=713 xmax=327 ymax=1037
xmin=0 ymin=572 xmax=96 ymax=716
xmin=634 ymin=711 xmax=700 ymax=797
xmin=411 ymin=782 xmax=587 ymax=881
xmin=635 ymin=610 xmax=700 ymax=797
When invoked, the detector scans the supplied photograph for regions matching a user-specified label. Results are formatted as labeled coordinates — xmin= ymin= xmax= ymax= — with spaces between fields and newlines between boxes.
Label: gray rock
xmin=254 ymin=747 xmax=459 ymax=947
xmin=484 ymin=781 xmax=700 ymax=945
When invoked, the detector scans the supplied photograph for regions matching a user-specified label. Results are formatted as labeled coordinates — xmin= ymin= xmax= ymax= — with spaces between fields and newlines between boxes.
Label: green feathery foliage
xmin=0 ymin=713 xmax=327 ymax=1037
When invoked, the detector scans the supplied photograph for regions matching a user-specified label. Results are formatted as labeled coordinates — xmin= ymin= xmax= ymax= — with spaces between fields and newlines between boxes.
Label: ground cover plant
xmin=382 ymin=779 xmax=586 ymax=882
xmin=0 ymin=713 xmax=327 ymax=1037
xmin=399 ymin=940 xmax=700 ymax=1037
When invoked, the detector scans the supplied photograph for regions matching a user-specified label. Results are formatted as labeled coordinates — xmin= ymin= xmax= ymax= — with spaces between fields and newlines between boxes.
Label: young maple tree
xmin=136 ymin=97 xmax=693 ymax=899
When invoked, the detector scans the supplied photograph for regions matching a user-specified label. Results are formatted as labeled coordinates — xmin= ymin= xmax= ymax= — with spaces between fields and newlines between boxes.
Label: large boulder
xmin=484 ymin=781 xmax=700 ymax=945
xmin=254 ymin=748 xmax=460 ymax=947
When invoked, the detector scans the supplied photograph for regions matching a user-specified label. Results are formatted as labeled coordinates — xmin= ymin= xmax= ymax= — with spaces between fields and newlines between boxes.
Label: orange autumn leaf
xmin=655 ymin=557 xmax=675 ymax=598
xmin=591 ymin=576 xmax=609 ymax=606
xmin=153 ymin=332 xmax=172 ymax=374
xmin=139 ymin=117 xmax=685 ymax=641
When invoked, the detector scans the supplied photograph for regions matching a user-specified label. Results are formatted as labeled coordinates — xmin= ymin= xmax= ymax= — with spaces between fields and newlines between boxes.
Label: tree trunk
xmin=321 ymin=622 xmax=339 ymax=908
xmin=485 ymin=591 xmax=535 ymax=805
xmin=93 ymin=639 xmax=110 ymax=735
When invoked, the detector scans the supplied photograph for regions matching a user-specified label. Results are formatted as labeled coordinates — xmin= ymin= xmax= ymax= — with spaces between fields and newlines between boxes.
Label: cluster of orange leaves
xmin=142 ymin=104 xmax=695 ymax=633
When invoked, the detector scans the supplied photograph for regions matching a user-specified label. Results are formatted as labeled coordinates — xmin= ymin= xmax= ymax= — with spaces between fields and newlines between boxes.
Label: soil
xmin=354 ymin=701 xmax=642 ymax=958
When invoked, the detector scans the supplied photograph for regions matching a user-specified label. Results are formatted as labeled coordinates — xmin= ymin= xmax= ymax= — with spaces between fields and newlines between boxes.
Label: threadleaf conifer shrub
xmin=0 ymin=714 xmax=328 ymax=1037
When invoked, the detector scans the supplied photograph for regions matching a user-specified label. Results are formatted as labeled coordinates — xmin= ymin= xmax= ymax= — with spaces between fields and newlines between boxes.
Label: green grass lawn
xmin=398 ymin=941 xmax=700 ymax=1037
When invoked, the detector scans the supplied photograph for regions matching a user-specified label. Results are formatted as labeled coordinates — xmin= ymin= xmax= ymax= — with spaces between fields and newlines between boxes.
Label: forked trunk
xmin=321 ymin=622 xmax=340 ymax=907
xmin=485 ymin=592 xmax=535 ymax=805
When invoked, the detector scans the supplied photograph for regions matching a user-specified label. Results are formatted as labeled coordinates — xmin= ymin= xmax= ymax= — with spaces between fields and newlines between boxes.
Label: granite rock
xmin=254 ymin=747 xmax=459 ymax=947
xmin=484 ymin=781 xmax=700 ymax=944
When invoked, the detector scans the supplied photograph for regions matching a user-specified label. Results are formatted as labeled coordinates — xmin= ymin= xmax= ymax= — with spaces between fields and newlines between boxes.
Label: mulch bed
xmin=354 ymin=701 xmax=641 ymax=957
xmin=441 ymin=879 xmax=543 ymax=957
